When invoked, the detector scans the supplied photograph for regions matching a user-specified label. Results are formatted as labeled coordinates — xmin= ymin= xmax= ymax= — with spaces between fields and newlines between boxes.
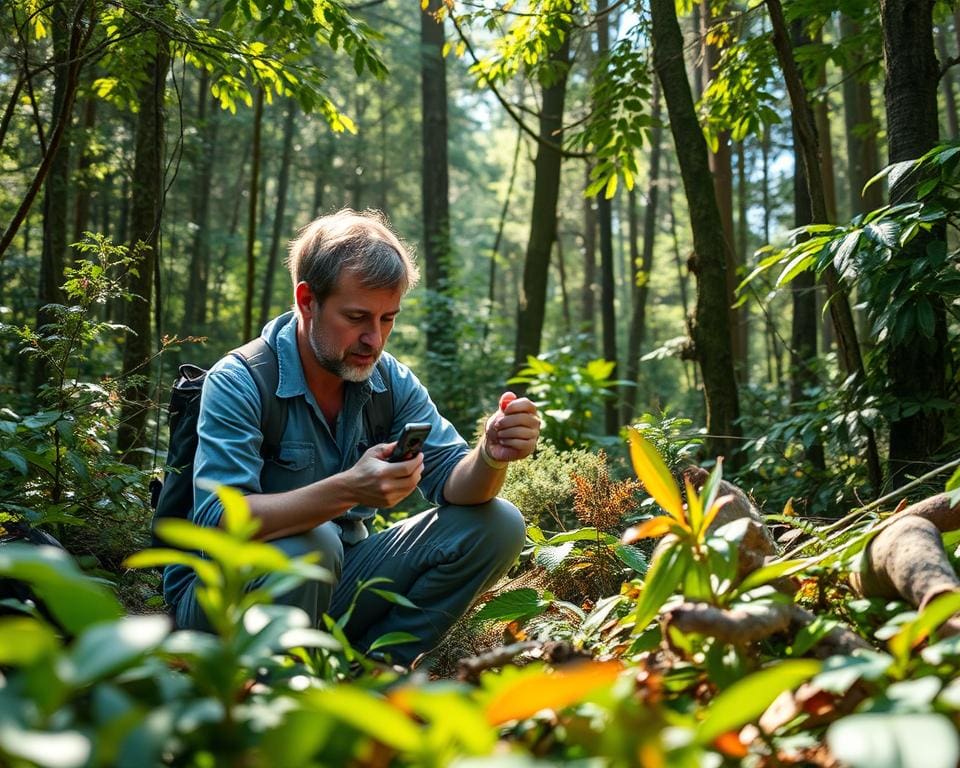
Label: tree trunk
xmin=117 ymin=18 xmax=169 ymax=461
xmin=581 ymin=165 xmax=597 ymax=346
xmin=514 ymin=35 xmax=570 ymax=369
xmin=421 ymin=0 xmax=457 ymax=389
xmin=937 ymin=25 xmax=959 ymax=138
xmin=183 ymin=71 xmax=217 ymax=332
xmin=700 ymin=0 xmax=744 ymax=382
xmin=243 ymin=86 xmax=264 ymax=342
xmin=622 ymin=80 xmax=663 ymax=425
xmin=260 ymin=99 xmax=297 ymax=328
xmin=651 ymin=0 xmax=741 ymax=462
xmin=880 ymin=0 xmax=949 ymax=487
xmin=72 ymin=94 xmax=97 ymax=246
xmin=767 ymin=0 xmax=882 ymax=491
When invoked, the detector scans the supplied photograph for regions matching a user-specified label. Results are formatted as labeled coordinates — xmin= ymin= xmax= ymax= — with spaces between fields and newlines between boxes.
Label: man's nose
xmin=360 ymin=325 xmax=382 ymax=349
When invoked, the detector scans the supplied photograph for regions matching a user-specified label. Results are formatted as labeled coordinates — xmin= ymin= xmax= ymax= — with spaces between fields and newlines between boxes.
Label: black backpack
xmin=150 ymin=337 xmax=393 ymax=546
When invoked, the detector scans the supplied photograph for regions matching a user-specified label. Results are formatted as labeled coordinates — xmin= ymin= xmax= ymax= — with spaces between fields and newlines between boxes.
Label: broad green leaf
xmin=542 ymin=528 xmax=619 ymax=546
xmin=889 ymin=591 xmax=960 ymax=664
xmin=734 ymin=558 xmax=811 ymax=596
xmin=696 ymin=660 xmax=821 ymax=744
xmin=534 ymin=541 xmax=575 ymax=571
xmin=63 ymin=615 xmax=171 ymax=686
xmin=1 ymin=449 xmax=28 ymax=475
xmin=0 ymin=544 xmax=122 ymax=633
xmin=813 ymin=651 xmax=893 ymax=693
xmin=630 ymin=542 xmax=689 ymax=631
xmin=0 ymin=725 xmax=91 ymax=768
xmin=472 ymin=588 xmax=548 ymax=625
xmin=827 ymin=713 xmax=959 ymax=768
xmin=776 ymin=251 xmax=816 ymax=287
xmin=627 ymin=428 xmax=684 ymax=521
xmin=483 ymin=660 xmax=622 ymax=724
xmin=613 ymin=544 xmax=648 ymax=575
xmin=124 ymin=548 xmax=220 ymax=586
xmin=302 ymin=686 xmax=423 ymax=751
xmin=0 ymin=616 xmax=59 ymax=665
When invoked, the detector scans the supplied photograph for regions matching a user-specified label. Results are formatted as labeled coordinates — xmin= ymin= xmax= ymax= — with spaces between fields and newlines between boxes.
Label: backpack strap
xmin=232 ymin=337 xmax=287 ymax=461
xmin=362 ymin=359 xmax=394 ymax=447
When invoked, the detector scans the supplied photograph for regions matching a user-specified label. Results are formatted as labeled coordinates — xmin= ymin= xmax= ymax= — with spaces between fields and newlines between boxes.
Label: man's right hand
xmin=344 ymin=442 xmax=423 ymax=508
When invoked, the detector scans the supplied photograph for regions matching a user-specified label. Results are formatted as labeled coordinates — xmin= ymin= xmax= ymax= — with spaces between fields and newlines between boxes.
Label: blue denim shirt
xmin=162 ymin=311 xmax=470 ymax=608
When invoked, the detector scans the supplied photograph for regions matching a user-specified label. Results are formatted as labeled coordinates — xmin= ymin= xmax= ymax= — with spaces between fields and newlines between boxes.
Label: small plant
xmin=508 ymin=345 xmax=627 ymax=450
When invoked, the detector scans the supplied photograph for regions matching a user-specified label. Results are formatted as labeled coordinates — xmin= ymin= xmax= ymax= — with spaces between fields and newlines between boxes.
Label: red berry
xmin=499 ymin=392 xmax=517 ymax=412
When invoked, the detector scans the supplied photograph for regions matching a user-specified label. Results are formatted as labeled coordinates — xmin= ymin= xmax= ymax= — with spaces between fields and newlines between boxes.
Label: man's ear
xmin=294 ymin=281 xmax=315 ymax=319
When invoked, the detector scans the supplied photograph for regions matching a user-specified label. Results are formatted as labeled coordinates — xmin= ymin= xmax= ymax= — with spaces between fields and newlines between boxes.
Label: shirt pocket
xmin=262 ymin=441 xmax=316 ymax=492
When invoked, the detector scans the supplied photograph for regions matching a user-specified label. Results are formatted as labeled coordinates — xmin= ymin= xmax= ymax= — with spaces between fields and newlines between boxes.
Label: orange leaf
xmin=621 ymin=516 xmax=678 ymax=544
xmin=627 ymin=429 xmax=685 ymax=522
xmin=713 ymin=731 xmax=748 ymax=758
xmin=484 ymin=660 xmax=623 ymax=725
xmin=701 ymin=494 xmax=734 ymax=535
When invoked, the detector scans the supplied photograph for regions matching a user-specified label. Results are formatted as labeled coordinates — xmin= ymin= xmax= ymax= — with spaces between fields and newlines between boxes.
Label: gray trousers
xmin=175 ymin=499 xmax=526 ymax=665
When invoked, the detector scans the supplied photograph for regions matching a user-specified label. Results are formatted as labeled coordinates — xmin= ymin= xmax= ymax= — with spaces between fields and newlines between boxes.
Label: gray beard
xmin=308 ymin=325 xmax=378 ymax=383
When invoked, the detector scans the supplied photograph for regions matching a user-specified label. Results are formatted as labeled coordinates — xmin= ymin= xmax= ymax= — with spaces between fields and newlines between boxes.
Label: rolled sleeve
xmin=191 ymin=359 xmax=266 ymax=529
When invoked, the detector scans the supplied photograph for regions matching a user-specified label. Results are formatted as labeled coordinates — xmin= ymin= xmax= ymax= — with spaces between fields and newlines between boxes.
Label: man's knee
xmin=451 ymin=498 xmax=526 ymax=566
xmin=271 ymin=522 xmax=345 ymax=580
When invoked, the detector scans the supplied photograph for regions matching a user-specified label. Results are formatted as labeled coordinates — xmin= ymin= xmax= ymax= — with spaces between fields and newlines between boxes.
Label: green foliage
xmin=500 ymin=442 xmax=605 ymax=530
xmin=508 ymin=345 xmax=625 ymax=450
xmin=0 ymin=237 xmax=151 ymax=561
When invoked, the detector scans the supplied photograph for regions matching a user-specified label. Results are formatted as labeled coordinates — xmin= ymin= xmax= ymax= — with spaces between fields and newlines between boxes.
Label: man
xmin=162 ymin=209 xmax=540 ymax=665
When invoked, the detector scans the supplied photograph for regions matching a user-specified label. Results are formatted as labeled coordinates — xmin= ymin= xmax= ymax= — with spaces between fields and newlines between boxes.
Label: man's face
xmin=305 ymin=271 xmax=403 ymax=382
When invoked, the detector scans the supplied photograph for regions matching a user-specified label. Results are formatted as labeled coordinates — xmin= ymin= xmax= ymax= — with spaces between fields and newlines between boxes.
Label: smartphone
xmin=389 ymin=422 xmax=432 ymax=462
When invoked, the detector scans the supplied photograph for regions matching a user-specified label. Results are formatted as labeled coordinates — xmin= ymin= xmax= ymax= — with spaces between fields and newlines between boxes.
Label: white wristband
xmin=480 ymin=439 xmax=509 ymax=470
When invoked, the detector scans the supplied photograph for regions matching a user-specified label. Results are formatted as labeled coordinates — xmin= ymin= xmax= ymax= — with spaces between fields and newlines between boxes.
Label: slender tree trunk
xmin=260 ymin=99 xmax=297 ymax=328
xmin=555 ymin=237 xmax=572 ymax=335
xmin=212 ymin=141 xmax=250 ymax=325
xmin=937 ymin=26 xmax=959 ymax=138
xmin=421 ymin=0 xmax=457 ymax=388
xmin=700 ymin=0 xmax=744 ymax=382
xmin=243 ymin=87 xmax=264 ymax=342
xmin=483 ymin=126 xmax=522 ymax=347
xmin=880 ymin=0 xmax=949 ymax=487
xmin=183 ymin=72 xmax=217 ymax=332
xmin=71 ymin=94 xmax=97 ymax=246
xmin=651 ymin=0 xmax=741 ymax=462
xmin=581 ymin=164 xmax=597 ymax=345
xmin=666 ymin=155 xmax=694 ymax=392
xmin=117 ymin=16 xmax=169 ymax=461
xmin=767 ymin=0 xmax=882 ymax=490
xmin=514 ymin=35 xmax=570 ymax=369
xmin=622 ymin=81 xmax=663 ymax=424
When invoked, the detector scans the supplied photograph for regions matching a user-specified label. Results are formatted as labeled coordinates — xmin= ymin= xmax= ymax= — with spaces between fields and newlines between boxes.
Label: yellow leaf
xmin=627 ymin=428 xmax=685 ymax=522
xmin=701 ymin=494 xmax=733 ymax=535
xmin=485 ymin=660 xmax=623 ymax=724
xmin=782 ymin=498 xmax=795 ymax=516
xmin=621 ymin=515 xmax=678 ymax=544
xmin=685 ymin=477 xmax=702 ymax=534
xmin=604 ymin=173 xmax=618 ymax=200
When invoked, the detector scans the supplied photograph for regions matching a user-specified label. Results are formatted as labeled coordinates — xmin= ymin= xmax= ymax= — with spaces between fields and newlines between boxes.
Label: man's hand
xmin=344 ymin=442 xmax=423 ymax=508
xmin=483 ymin=390 xmax=541 ymax=464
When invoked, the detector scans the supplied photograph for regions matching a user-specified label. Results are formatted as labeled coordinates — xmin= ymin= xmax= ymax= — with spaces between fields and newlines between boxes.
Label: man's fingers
xmin=502 ymin=396 xmax=536 ymax=414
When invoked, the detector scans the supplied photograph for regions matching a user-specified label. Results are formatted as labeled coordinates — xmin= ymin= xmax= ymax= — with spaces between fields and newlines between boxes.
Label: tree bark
xmin=260 ymin=99 xmax=297 ymax=328
xmin=242 ymin=86 xmax=264 ymax=342
xmin=421 ymin=0 xmax=457 ymax=389
xmin=766 ymin=0 xmax=882 ymax=491
xmin=937 ymin=25 xmax=959 ymax=138
xmin=622 ymin=81 xmax=663 ymax=425
xmin=514 ymin=35 xmax=570 ymax=369
xmin=117 ymin=16 xmax=169 ymax=461
xmin=581 ymin=164 xmax=597 ymax=345
xmin=880 ymin=0 xmax=949 ymax=487
xmin=183 ymin=71 xmax=218 ymax=332
xmin=650 ymin=0 xmax=741 ymax=463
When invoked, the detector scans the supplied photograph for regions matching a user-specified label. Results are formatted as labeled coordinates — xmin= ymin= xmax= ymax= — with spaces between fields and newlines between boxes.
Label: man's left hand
xmin=483 ymin=391 xmax=541 ymax=464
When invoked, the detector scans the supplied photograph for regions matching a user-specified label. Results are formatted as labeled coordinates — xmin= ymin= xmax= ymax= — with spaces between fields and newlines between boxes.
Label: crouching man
xmin=162 ymin=208 xmax=540 ymax=664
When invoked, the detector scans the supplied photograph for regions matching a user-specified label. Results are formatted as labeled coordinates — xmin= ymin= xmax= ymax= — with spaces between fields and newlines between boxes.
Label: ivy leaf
xmin=472 ymin=588 xmax=549 ymax=625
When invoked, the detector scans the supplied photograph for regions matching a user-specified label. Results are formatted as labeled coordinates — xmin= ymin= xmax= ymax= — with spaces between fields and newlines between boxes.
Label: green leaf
xmin=63 ymin=615 xmax=171 ymax=686
xmin=301 ymin=686 xmax=423 ymax=752
xmin=367 ymin=631 xmax=420 ymax=652
xmin=629 ymin=542 xmax=689 ymax=631
xmin=0 ymin=616 xmax=60 ymax=665
xmin=827 ymin=713 xmax=959 ymax=768
xmin=696 ymin=660 xmax=821 ymax=744
xmin=1 ymin=449 xmax=27 ymax=475
xmin=613 ymin=544 xmax=647 ymax=575
xmin=534 ymin=541 xmax=575 ymax=572
xmin=734 ymin=558 xmax=810 ymax=596
xmin=472 ymin=588 xmax=549 ymax=625
xmin=0 ymin=544 xmax=122 ymax=634
xmin=813 ymin=650 xmax=893 ymax=693
xmin=889 ymin=591 xmax=960 ymax=665
xmin=368 ymin=588 xmax=418 ymax=609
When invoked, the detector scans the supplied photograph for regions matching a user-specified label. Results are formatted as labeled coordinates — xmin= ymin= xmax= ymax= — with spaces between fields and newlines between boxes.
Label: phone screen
xmin=389 ymin=422 xmax=432 ymax=462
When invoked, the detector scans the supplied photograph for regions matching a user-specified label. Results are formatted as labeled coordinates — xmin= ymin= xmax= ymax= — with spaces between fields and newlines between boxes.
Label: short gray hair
xmin=287 ymin=208 xmax=420 ymax=304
